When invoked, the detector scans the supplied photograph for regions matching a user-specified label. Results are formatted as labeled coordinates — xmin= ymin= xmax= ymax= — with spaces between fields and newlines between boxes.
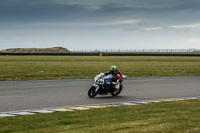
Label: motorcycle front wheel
xmin=88 ymin=85 xmax=99 ymax=98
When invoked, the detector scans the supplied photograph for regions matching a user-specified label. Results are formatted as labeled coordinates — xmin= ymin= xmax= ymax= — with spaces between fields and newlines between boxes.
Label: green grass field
xmin=0 ymin=56 xmax=200 ymax=81
xmin=1 ymin=100 xmax=200 ymax=133
xmin=1 ymin=56 xmax=200 ymax=132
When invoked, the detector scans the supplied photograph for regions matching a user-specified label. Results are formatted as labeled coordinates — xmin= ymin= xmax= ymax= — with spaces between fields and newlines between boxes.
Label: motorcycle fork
xmin=93 ymin=84 xmax=100 ymax=93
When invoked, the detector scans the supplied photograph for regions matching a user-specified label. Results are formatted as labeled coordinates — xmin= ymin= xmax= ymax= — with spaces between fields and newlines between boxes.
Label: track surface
xmin=0 ymin=77 xmax=200 ymax=112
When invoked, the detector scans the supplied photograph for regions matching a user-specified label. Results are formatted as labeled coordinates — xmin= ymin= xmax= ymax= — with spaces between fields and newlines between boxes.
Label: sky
xmin=0 ymin=0 xmax=200 ymax=51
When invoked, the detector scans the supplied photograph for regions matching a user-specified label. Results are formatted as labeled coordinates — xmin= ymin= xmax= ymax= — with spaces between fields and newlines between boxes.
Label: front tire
xmin=88 ymin=85 xmax=99 ymax=98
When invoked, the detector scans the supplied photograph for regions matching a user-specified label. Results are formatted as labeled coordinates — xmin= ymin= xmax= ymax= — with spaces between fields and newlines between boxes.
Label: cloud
xmin=1 ymin=0 xmax=199 ymax=25
xmin=141 ymin=27 xmax=162 ymax=31
xmin=56 ymin=0 xmax=198 ymax=9
xmin=0 ymin=0 xmax=90 ymax=23
xmin=187 ymin=37 xmax=200 ymax=44
xmin=0 ymin=0 xmax=200 ymax=50
xmin=27 ymin=19 xmax=140 ymax=27
xmin=169 ymin=23 xmax=200 ymax=29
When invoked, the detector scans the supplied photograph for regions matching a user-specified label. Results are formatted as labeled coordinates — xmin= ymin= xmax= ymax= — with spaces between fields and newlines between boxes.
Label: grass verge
xmin=0 ymin=56 xmax=200 ymax=81
xmin=1 ymin=99 xmax=200 ymax=133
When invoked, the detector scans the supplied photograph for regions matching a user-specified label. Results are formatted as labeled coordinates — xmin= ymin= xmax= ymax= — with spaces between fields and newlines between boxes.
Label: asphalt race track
xmin=0 ymin=77 xmax=200 ymax=113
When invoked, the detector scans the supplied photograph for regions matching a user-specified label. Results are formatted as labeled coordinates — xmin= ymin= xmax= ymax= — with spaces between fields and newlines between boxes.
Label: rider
xmin=104 ymin=65 xmax=123 ymax=90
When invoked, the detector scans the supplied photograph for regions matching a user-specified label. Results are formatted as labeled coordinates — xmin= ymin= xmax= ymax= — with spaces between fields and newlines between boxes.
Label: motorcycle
xmin=88 ymin=73 xmax=127 ymax=98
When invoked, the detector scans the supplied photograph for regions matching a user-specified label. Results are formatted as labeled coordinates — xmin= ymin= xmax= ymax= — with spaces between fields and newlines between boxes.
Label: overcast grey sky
xmin=0 ymin=0 xmax=200 ymax=50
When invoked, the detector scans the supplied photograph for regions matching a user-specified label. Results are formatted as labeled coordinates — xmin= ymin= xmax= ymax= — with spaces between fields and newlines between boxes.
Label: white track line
xmin=0 ymin=96 xmax=199 ymax=118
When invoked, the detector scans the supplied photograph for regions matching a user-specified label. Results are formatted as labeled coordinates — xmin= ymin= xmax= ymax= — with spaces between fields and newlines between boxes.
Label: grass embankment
xmin=0 ymin=56 xmax=200 ymax=81
xmin=1 ymin=100 xmax=200 ymax=133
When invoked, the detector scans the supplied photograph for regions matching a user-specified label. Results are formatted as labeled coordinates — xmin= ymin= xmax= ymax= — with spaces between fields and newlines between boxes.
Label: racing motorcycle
xmin=88 ymin=73 xmax=127 ymax=98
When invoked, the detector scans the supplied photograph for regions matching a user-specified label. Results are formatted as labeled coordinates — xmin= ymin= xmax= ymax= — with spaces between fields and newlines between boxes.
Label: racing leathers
xmin=104 ymin=69 xmax=123 ymax=89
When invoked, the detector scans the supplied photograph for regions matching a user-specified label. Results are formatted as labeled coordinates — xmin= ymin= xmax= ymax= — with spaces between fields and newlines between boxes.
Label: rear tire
xmin=111 ymin=84 xmax=123 ymax=96
xmin=88 ymin=85 xmax=99 ymax=98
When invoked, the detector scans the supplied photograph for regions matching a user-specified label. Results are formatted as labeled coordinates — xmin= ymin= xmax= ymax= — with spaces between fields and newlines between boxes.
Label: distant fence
xmin=70 ymin=49 xmax=200 ymax=53
xmin=1 ymin=52 xmax=200 ymax=56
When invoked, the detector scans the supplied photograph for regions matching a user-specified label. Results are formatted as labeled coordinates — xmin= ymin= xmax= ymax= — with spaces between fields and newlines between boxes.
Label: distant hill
xmin=0 ymin=47 xmax=70 ymax=53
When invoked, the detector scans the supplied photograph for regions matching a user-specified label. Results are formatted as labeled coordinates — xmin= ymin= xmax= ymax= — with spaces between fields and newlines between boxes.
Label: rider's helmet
xmin=110 ymin=65 xmax=117 ymax=75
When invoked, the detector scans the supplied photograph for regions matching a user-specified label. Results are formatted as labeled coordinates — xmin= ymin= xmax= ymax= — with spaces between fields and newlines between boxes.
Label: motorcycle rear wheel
xmin=88 ymin=85 xmax=99 ymax=98
xmin=111 ymin=84 xmax=123 ymax=96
